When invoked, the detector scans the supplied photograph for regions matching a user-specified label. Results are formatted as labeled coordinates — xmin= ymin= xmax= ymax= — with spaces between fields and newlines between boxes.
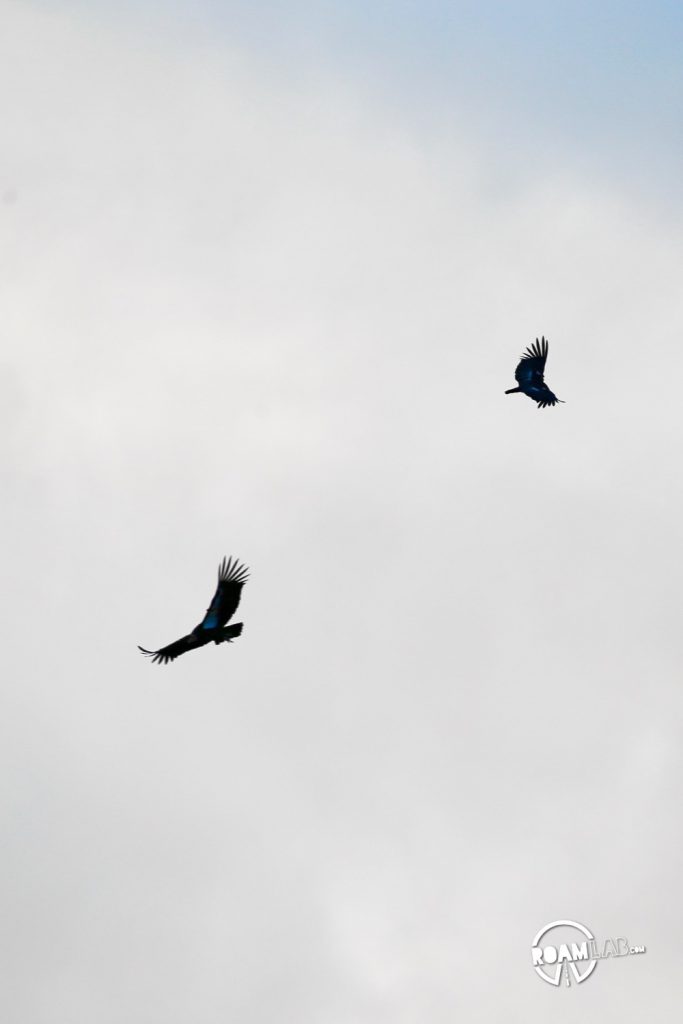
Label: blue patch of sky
xmin=55 ymin=0 xmax=683 ymax=199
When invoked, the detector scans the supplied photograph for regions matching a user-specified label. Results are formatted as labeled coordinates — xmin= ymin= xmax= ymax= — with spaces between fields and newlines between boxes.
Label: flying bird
xmin=505 ymin=336 xmax=564 ymax=408
xmin=139 ymin=556 xmax=249 ymax=665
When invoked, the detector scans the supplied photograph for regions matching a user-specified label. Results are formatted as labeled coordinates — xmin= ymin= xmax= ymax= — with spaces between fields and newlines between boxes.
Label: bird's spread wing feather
xmin=533 ymin=390 xmax=560 ymax=407
xmin=199 ymin=556 xmax=249 ymax=630
xmin=514 ymin=336 xmax=548 ymax=387
xmin=138 ymin=632 xmax=207 ymax=665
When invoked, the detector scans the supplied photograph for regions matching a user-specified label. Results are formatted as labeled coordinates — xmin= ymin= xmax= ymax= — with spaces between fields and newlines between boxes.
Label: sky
xmin=1 ymin=1 xmax=682 ymax=1020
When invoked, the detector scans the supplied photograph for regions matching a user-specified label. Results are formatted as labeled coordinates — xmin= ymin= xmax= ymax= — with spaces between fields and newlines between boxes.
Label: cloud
xmin=0 ymin=2 xmax=679 ymax=1020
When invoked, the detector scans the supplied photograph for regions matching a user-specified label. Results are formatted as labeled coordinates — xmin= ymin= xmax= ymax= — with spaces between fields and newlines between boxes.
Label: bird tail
xmin=215 ymin=622 xmax=243 ymax=644
xmin=505 ymin=387 xmax=521 ymax=394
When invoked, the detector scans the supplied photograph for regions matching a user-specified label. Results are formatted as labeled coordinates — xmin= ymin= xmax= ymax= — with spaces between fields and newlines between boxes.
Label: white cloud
xmin=0 ymin=2 xmax=679 ymax=1019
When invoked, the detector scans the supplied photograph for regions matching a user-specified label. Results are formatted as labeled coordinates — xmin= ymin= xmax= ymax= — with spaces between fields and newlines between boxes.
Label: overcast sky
xmin=1 ymin=1 xmax=682 ymax=1020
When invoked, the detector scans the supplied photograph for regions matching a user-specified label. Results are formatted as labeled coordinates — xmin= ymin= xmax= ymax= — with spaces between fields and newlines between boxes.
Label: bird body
xmin=505 ymin=336 xmax=563 ymax=408
xmin=139 ymin=556 xmax=249 ymax=665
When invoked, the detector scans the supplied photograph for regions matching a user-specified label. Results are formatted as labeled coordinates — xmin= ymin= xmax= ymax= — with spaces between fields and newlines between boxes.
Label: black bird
xmin=505 ymin=336 xmax=564 ymax=408
xmin=139 ymin=556 xmax=249 ymax=665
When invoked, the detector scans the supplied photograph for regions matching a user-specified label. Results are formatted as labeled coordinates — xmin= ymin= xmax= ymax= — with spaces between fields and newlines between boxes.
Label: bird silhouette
xmin=505 ymin=336 xmax=564 ymax=408
xmin=139 ymin=556 xmax=249 ymax=665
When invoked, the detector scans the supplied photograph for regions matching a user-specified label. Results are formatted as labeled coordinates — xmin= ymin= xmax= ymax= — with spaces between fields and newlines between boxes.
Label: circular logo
xmin=531 ymin=920 xmax=597 ymax=986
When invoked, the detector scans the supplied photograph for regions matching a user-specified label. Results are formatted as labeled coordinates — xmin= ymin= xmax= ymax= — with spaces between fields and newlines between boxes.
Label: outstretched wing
xmin=515 ymin=336 xmax=548 ymax=388
xmin=138 ymin=632 xmax=207 ymax=665
xmin=534 ymin=389 xmax=561 ymax=408
xmin=199 ymin=556 xmax=249 ymax=631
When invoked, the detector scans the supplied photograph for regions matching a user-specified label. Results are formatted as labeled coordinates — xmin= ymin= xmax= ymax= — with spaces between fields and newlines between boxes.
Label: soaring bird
xmin=505 ymin=336 xmax=564 ymax=408
xmin=138 ymin=556 xmax=249 ymax=665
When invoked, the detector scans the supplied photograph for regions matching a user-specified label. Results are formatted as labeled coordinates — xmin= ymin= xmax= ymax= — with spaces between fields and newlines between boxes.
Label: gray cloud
xmin=0 ymin=2 xmax=679 ymax=1020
